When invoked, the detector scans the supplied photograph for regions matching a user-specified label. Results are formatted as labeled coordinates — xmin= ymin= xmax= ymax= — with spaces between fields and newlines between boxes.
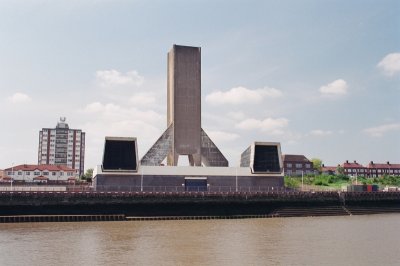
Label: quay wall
xmin=1 ymin=192 xmax=400 ymax=219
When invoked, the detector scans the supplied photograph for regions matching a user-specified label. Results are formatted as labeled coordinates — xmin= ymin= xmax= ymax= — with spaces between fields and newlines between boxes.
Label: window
xmin=43 ymin=172 xmax=49 ymax=176
xmin=287 ymin=163 xmax=292 ymax=168
xmin=60 ymin=172 xmax=64 ymax=176
xmin=305 ymin=164 xmax=310 ymax=168
xmin=7 ymin=171 xmax=12 ymax=175
xmin=296 ymin=163 xmax=302 ymax=168
xmin=26 ymin=172 xmax=30 ymax=175
xmin=52 ymin=172 xmax=56 ymax=176
xmin=18 ymin=172 xmax=22 ymax=175
xmin=34 ymin=171 xmax=40 ymax=175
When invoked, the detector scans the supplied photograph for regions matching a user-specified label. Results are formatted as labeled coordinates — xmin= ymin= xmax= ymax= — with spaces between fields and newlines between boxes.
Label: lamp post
xmin=11 ymin=163 xmax=14 ymax=192
xmin=302 ymin=170 xmax=304 ymax=191
xmin=140 ymin=166 xmax=143 ymax=192
xmin=235 ymin=167 xmax=238 ymax=192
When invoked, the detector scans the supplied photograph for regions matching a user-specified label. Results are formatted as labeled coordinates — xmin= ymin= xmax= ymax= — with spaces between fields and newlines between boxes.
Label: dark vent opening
xmin=102 ymin=140 xmax=137 ymax=171
xmin=253 ymin=145 xmax=280 ymax=173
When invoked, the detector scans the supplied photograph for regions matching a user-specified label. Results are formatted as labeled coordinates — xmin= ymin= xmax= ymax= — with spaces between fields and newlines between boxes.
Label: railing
xmin=93 ymin=185 xmax=296 ymax=193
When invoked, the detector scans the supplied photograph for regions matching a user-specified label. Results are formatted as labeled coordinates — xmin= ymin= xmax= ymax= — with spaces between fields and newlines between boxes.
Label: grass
xmin=284 ymin=174 xmax=400 ymax=189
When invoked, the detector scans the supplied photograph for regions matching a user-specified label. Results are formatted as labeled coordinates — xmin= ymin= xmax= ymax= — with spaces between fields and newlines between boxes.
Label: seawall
xmin=1 ymin=191 xmax=400 ymax=222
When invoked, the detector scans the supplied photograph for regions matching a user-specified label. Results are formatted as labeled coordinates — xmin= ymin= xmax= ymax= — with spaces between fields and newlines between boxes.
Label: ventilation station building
xmin=93 ymin=45 xmax=284 ymax=191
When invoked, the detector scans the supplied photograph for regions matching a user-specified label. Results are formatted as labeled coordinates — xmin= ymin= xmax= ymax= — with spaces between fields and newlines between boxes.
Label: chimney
xmin=387 ymin=161 xmax=390 ymax=165
xmin=322 ymin=164 xmax=325 ymax=167
xmin=370 ymin=161 xmax=373 ymax=165
xmin=354 ymin=160 xmax=357 ymax=164
xmin=346 ymin=160 xmax=349 ymax=164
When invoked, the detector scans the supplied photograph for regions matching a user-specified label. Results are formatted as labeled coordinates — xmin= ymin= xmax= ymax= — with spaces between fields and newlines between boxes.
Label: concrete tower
xmin=141 ymin=45 xmax=228 ymax=167
xmin=167 ymin=45 xmax=202 ymax=166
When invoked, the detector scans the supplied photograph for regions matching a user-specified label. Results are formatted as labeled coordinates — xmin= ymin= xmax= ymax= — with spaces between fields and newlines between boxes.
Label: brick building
xmin=367 ymin=161 xmax=400 ymax=177
xmin=321 ymin=164 xmax=338 ymax=175
xmin=282 ymin=154 xmax=314 ymax=176
xmin=342 ymin=160 xmax=368 ymax=177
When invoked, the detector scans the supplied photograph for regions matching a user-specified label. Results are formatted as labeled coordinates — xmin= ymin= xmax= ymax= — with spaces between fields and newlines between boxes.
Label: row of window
xmin=345 ymin=168 xmax=400 ymax=174
xmin=285 ymin=163 xmax=311 ymax=168
xmin=286 ymin=170 xmax=314 ymax=175
xmin=8 ymin=171 xmax=75 ymax=176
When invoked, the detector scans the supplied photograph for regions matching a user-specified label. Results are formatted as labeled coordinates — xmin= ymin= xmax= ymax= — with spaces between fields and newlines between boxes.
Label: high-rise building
xmin=38 ymin=118 xmax=85 ymax=176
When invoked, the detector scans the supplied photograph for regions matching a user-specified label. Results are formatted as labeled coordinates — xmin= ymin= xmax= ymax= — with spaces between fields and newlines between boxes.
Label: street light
xmin=11 ymin=163 xmax=14 ymax=192
xmin=235 ymin=167 xmax=238 ymax=192
xmin=140 ymin=166 xmax=143 ymax=192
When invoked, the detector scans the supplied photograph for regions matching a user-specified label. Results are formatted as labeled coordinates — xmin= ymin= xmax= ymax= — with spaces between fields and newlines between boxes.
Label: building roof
xmin=368 ymin=162 xmax=400 ymax=169
xmin=282 ymin=154 xmax=311 ymax=163
xmin=322 ymin=166 xmax=337 ymax=172
xmin=4 ymin=164 xmax=76 ymax=172
xmin=342 ymin=160 xmax=366 ymax=169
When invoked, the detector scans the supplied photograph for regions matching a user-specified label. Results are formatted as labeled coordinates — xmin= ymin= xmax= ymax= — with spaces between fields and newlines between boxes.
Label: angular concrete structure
xmin=240 ymin=142 xmax=283 ymax=174
xmin=94 ymin=45 xmax=284 ymax=192
xmin=141 ymin=45 xmax=228 ymax=167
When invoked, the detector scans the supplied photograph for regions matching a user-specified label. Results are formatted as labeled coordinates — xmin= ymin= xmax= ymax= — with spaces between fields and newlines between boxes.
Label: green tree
xmin=81 ymin=168 xmax=93 ymax=181
xmin=311 ymin=158 xmax=323 ymax=173
xmin=336 ymin=165 xmax=345 ymax=175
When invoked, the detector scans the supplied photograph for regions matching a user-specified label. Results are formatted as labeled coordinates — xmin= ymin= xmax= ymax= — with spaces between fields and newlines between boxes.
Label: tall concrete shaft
xmin=167 ymin=45 xmax=202 ymax=166
xmin=141 ymin=44 xmax=228 ymax=167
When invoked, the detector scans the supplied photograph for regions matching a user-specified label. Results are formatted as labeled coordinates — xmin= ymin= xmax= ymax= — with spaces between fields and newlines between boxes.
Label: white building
xmin=38 ymin=117 xmax=85 ymax=176
xmin=2 ymin=164 xmax=77 ymax=183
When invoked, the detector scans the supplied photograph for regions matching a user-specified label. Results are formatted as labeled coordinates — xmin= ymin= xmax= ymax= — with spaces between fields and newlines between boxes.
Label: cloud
xmin=319 ymin=79 xmax=348 ymax=96
xmin=7 ymin=92 xmax=32 ymax=103
xmin=206 ymin=130 xmax=240 ymax=143
xmin=227 ymin=111 xmax=246 ymax=121
xmin=236 ymin=117 xmax=289 ymax=135
xmin=130 ymin=93 xmax=157 ymax=106
xmin=377 ymin=53 xmax=400 ymax=76
xmin=83 ymin=101 xmax=162 ymax=122
xmin=309 ymin=130 xmax=332 ymax=136
xmin=364 ymin=123 xmax=400 ymax=137
xmin=206 ymin=86 xmax=283 ymax=105
xmin=96 ymin=69 xmax=144 ymax=87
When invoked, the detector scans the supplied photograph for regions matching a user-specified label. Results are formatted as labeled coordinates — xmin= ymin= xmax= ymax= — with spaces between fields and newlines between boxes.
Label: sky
xmin=0 ymin=0 xmax=399 ymax=170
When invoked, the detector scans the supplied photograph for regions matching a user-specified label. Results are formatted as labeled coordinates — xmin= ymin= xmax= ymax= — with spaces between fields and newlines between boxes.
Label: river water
xmin=1 ymin=214 xmax=399 ymax=266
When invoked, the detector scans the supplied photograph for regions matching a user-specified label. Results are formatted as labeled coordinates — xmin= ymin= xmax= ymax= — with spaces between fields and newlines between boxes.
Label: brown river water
xmin=1 ymin=214 xmax=399 ymax=266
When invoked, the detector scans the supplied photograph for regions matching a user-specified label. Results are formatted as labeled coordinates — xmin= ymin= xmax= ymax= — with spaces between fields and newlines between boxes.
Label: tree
xmin=81 ymin=168 xmax=93 ymax=181
xmin=311 ymin=158 xmax=323 ymax=173
xmin=336 ymin=165 xmax=345 ymax=175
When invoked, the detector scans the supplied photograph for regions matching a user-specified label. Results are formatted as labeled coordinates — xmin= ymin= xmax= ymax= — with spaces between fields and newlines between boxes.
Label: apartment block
xmin=38 ymin=118 xmax=85 ymax=176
